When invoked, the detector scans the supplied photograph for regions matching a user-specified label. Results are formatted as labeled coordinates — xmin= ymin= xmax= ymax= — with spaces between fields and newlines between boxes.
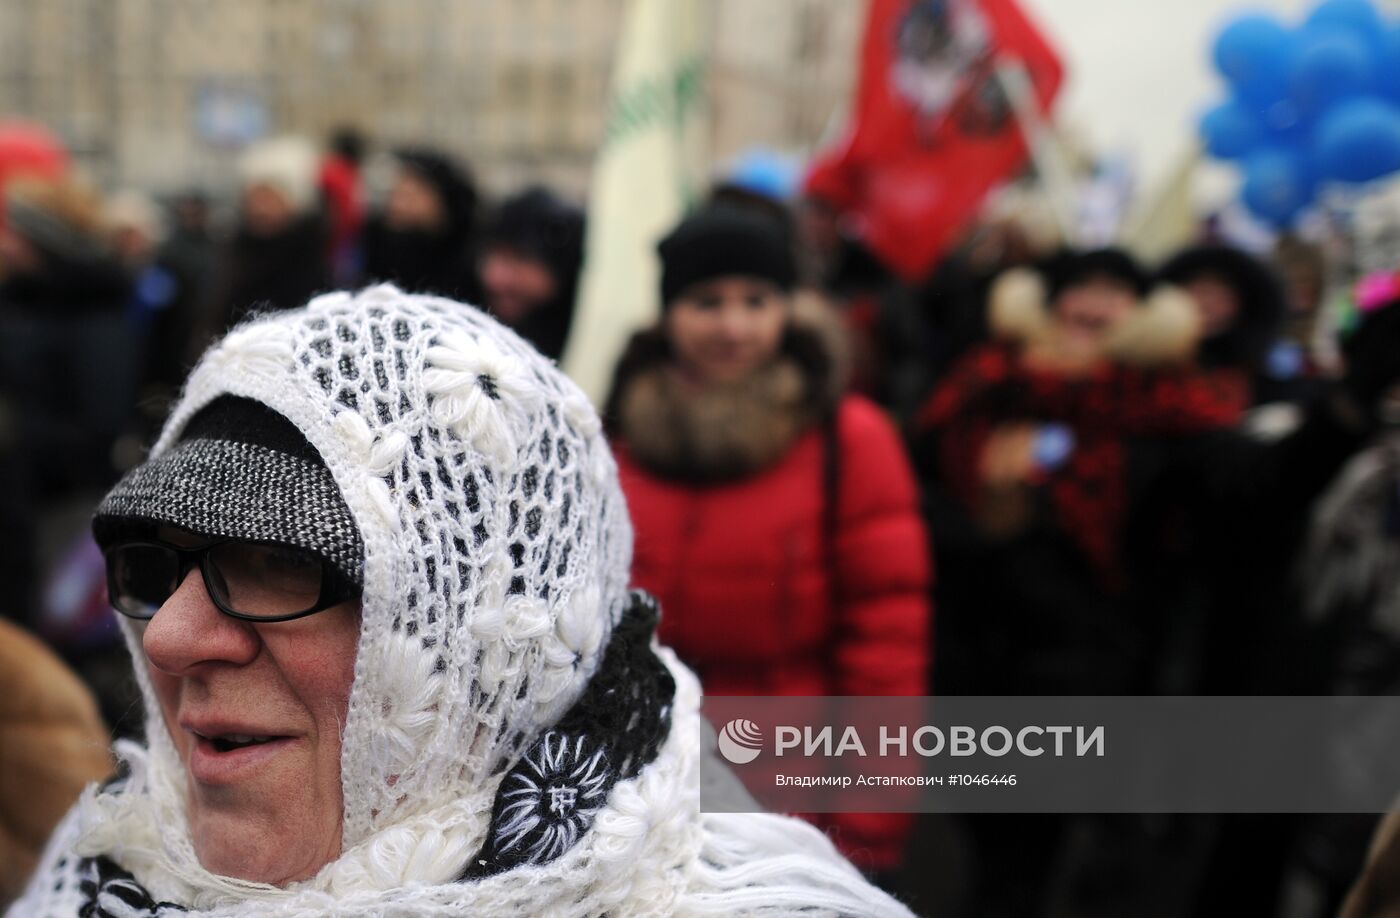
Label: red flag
xmin=805 ymin=0 xmax=1064 ymax=282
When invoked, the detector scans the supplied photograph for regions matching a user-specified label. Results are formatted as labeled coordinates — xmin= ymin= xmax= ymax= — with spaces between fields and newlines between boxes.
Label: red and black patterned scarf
xmin=918 ymin=343 xmax=1247 ymax=588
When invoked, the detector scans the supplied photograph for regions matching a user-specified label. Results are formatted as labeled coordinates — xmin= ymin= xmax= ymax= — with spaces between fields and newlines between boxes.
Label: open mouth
xmin=195 ymin=731 xmax=285 ymax=753
xmin=185 ymin=726 xmax=297 ymax=784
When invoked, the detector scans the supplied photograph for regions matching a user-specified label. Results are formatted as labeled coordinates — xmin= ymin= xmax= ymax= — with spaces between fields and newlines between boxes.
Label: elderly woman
xmin=12 ymin=286 xmax=909 ymax=915
xmin=206 ymin=137 xmax=329 ymax=333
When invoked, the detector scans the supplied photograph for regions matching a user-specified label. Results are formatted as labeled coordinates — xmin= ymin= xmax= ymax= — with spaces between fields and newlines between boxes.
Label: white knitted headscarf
xmin=12 ymin=286 xmax=912 ymax=917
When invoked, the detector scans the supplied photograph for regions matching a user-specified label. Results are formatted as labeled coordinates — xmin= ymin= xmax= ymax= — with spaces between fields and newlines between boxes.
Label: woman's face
xmin=242 ymin=183 xmax=295 ymax=237
xmin=140 ymin=528 xmax=360 ymax=885
xmin=1054 ymin=274 xmax=1138 ymax=350
xmin=386 ymin=170 xmax=445 ymax=232
xmin=1185 ymin=273 xmax=1242 ymax=337
xmin=664 ymin=276 xmax=789 ymax=385
xmin=479 ymin=246 xmax=558 ymax=324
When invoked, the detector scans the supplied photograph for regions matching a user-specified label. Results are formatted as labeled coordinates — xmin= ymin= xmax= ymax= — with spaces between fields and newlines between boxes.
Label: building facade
xmin=0 ymin=0 xmax=861 ymax=200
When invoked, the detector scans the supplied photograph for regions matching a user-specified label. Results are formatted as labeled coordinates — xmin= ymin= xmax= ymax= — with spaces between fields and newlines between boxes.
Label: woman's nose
xmin=717 ymin=303 xmax=752 ymax=338
xmin=141 ymin=567 xmax=260 ymax=675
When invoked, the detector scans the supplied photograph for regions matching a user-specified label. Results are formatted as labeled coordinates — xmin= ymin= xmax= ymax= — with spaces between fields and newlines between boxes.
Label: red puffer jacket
xmin=608 ymin=327 xmax=932 ymax=870
xmin=617 ymin=396 xmax=930 ymax=697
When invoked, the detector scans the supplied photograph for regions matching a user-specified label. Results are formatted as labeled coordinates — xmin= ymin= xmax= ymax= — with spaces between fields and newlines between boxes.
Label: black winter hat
xmin=393 ymin=146 xmax=479 ymax=232
xmin=657 ymin=205 xmax=795 ymax=306
xmin=484 ymin=186 xmax=585 ymax=285
xmin=93 ymin=395 xmax=364 ymax=589
xmin=1044 ymin=247 xmax=1150 ymax=300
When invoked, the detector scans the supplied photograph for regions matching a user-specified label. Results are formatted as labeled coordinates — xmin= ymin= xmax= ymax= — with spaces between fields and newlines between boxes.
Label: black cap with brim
xmin=93 ymin=396 xmax=364 ymax=589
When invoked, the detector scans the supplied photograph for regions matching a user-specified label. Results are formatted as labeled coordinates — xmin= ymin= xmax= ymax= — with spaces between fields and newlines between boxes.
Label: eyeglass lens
xmin=109 ymin=542 xmax=326 ymax=619
xmin=207 ymin=542 xmax=323 ymax=617
xmin=110 ymin=544 xmax=181 ymax=619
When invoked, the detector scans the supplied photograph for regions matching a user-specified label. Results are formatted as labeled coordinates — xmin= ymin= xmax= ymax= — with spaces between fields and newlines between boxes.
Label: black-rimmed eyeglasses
xmin=103 ymin=539 xmax=358 ymax=623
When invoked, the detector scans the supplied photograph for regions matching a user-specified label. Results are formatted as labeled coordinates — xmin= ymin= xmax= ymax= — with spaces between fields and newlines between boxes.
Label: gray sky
xmin=1020 ymin=0 xmax=1318 ymax=191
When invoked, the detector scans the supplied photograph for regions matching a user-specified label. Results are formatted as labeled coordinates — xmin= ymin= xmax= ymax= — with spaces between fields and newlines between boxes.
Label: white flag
xmin=561 ymin=0 xmax=710 ymax=406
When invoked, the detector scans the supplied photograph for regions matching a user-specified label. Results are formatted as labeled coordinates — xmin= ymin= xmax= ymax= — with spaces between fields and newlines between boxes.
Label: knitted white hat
xmin=238 ymin=136 xmax=320 ymax=216
xmin=14 ymin=286 xmax=913 ymax=917
xmin=112 ymin=281 xmax=634 ymax=848
xmin=104 ymin=189 xmax=168 ymax=248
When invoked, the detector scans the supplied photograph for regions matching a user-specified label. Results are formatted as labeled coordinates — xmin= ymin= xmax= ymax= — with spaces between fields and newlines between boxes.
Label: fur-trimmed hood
xmin=987 ymin=266 xmax=1203 ymax=367
xmin=1158 ymin=244 xmax=1286 ymax=370
xmin=605 ymin=301 xmax=847 ymax=484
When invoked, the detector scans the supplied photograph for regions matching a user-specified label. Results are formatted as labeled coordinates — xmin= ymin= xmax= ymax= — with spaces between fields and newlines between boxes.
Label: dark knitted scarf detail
xmin=77 ymin=855 xmax=186 ymax=916
xmin=75 ymin=591 xmax=675 ymax=911
xmin=462 ymin=590 xmax=675 ymax=877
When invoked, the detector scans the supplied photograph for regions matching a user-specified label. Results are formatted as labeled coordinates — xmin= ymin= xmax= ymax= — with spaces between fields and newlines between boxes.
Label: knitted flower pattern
xmin=149 ymin=286 xmax=634 ymax=847
xmin=422 ymin=330 xmax=541 ymax=466
xmin=203 ymin=321 xmax=294 ymax=383
xmin=491 ymin=732 xmax=613 ymax=865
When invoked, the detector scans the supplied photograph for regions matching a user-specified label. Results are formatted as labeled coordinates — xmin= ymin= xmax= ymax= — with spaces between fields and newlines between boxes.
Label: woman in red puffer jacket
xmin=605 ymin=205 xmax=931 ymax=872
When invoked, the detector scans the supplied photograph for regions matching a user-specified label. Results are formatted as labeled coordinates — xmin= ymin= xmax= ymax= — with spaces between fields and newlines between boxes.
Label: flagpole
xmin=995 ymin=59 xmax=1078 ymax=247
xmin=559 ymin=0 xmax=710 ymax=405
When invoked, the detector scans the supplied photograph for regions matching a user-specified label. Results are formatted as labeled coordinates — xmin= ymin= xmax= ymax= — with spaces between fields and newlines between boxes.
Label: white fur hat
xmin=238 ymin=136 xmax=320 ymax=215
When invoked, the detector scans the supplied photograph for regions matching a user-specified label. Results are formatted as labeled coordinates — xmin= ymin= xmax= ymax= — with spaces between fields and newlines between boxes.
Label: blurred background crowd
xmin=8 ymin=0 xmax=1400 ymax=916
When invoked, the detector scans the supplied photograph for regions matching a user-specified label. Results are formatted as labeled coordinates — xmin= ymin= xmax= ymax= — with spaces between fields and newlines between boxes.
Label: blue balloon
xmin=1289 ymin=27 xmax=1377 ymax=116
xmin=723 ymin=148 xmax=799 ymax=202
xmin=1242 ymin=148 xmax=1316 ymax=225
xmin=1259 ymin=98 xmax=1313 ymax=147
xmin=1379 ymin=26 xmax=1400 ymax=103
xmin=1200 ymin=99 xmax=1266 ymax=159
xmin=1313 ymin=97 xmax=1400 ymax=182
xmin=1213 ymin=14 xmax=1296 ymax=107
xmin=1305 ymin=0 xmax=1384 ymax=43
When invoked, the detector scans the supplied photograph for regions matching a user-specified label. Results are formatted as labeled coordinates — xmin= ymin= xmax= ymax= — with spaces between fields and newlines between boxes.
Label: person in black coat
xmin=1167 ymin=300 xmax=1400 ymax=918
xmin=360 ymin=146 xmax=480 ymax=301
xmin=1159 ymin=244 xmax=1322 ymax=408
xmin=0 ymin=179 xmax=137 ymax=493
xmin=476 ymin=186 xmax=584 ymax=362
xmin=912 ymin=249 xmax=1400 ymax=917
xmin=204 ymin=137 xmax=330 ymax=338
xmin=0 ymin=179 xmax=136 ymax=620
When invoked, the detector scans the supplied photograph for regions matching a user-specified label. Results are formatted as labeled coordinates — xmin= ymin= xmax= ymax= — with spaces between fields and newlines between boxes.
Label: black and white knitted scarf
xmin=73 ymin=591 xmax=675 ymax=915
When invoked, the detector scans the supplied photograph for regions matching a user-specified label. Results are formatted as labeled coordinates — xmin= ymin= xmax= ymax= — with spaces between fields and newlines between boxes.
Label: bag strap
xmin=821 ymin=404 xmax=844 ymax=619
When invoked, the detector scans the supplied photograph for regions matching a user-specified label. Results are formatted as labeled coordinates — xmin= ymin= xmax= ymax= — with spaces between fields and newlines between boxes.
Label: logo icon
xmin=547 ymin=786 xmax=578 ymax=816
xmin=718 ymin=719 xmax=764 ymax=764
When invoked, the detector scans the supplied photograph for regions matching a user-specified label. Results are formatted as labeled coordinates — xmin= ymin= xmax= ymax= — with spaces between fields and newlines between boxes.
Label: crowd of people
xmin=0 ymin=130 xmax=586 ymax=655
xmin=3 ymin=121 xmax=1400 ymax=916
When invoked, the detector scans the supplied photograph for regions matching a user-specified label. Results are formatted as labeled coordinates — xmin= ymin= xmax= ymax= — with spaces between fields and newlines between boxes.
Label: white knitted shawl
xmin=12 ymin=286 xmax=911 ymax=917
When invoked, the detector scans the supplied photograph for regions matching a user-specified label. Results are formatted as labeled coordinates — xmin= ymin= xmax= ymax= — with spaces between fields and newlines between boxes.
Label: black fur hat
xmin=1158 ymin=245 xmax=1285 ymax=369
xmin=1044 ymin=247 xmax=1150 ymax=301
